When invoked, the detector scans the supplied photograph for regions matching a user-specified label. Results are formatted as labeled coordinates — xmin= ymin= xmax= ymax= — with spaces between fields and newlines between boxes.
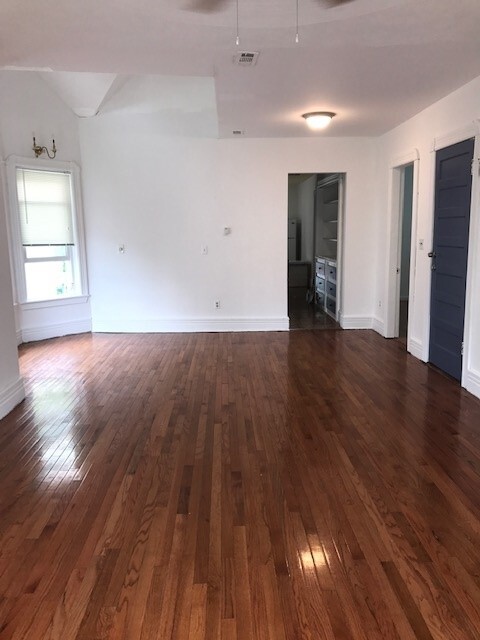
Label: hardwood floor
xmin=1 ymin=330 xmax=480 ymax=639
xmin=288 ymin=294 xmax=339 ymax=331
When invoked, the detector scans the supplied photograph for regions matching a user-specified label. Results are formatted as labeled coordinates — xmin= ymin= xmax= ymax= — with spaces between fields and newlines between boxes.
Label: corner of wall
xmin=407 ymin=337 xmax=425 ymax=361
xmin=465 ymin=369 xmax=480 ymax=401
xmin=0 ymin=376 xmax=25 ymax=420
xmin=372 ymin=316 xmax=384 ymax=336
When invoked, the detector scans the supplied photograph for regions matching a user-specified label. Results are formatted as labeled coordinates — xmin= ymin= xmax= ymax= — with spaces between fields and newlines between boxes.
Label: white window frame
xmin=6 ymin=156 xmax=89 ymax=307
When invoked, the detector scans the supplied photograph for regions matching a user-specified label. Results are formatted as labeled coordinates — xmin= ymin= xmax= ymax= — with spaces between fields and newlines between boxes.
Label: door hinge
xmin=461 ymin=341 xmax=464 ymax=356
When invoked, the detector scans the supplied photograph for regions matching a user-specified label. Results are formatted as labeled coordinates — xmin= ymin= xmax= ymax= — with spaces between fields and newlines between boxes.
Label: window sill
xmin=19 ymin=295 xmax=90 ymax=311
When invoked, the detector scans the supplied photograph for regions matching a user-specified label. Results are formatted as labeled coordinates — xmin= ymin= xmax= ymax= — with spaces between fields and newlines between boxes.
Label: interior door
xmin=429 ymin=138 xmax=474 ymax=380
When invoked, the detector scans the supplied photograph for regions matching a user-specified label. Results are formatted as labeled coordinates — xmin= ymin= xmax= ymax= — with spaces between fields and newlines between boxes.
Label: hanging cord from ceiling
xmin=295 ymin=0 xmax=299 ymax=43
xmin=234 ymin=0 xmax=300 ymax=46
xmin=236 ymin=0 xmax=240 ymax=45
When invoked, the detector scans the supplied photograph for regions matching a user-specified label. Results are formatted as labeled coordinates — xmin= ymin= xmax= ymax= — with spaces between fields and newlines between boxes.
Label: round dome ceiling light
xmin=302 ymin=111 xmax=336 ymax=130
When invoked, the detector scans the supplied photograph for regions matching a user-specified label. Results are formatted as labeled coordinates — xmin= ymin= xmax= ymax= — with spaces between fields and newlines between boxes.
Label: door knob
xmin=428 ymin=251 xmax=436 ymax=258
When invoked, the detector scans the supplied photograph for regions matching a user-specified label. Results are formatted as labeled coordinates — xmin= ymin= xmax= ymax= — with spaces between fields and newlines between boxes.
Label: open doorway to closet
xmin=287 ymin=173 xmax=344 ymax=330
xmin=385 ymin=154 xmax=419 ymax=348
xmin=397 ymin=163 xmax=414 ymax=345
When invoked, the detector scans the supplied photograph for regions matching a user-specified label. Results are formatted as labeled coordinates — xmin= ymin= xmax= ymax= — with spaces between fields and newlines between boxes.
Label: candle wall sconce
xmin=32 ymin=136 xmax=57 ymax=159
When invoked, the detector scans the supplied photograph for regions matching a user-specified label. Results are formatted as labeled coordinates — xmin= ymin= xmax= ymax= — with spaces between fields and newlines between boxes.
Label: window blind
xmin=16 ymin=168 xmax=74 ymax=246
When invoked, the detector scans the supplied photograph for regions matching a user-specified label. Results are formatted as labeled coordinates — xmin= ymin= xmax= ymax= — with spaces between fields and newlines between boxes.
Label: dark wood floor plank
xmin=1 ymin=330 xmax=480 ymax=638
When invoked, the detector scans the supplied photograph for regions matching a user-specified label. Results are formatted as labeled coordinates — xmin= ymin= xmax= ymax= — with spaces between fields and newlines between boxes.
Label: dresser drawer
xmin=326 ymin=296 xmax=336 ymax=315
xmin=315 ymin=274 xmax=325 ymax=293
xmin=315 ymin=292 xmax=325 ymax=308
xmin=326 ymin=281 xmax=336 ymax=298
xmin=327 ymin=262 xmax=337 ymax=283
xmin=315 ymin=259 xmax=326 ymax=278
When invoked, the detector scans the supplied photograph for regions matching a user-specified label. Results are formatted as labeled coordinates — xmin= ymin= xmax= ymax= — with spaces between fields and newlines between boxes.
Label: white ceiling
xmin=1 ymin=0 xmax=480 ymax=137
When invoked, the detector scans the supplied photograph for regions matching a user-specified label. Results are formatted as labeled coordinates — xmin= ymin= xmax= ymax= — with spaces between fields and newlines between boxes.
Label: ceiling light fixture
xmin=302 ymin=111 xmax=336 ymax=130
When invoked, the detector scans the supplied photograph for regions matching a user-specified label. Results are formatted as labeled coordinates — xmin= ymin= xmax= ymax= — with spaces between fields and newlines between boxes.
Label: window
xmin=7 ymin=160 xmax=88 ymax=304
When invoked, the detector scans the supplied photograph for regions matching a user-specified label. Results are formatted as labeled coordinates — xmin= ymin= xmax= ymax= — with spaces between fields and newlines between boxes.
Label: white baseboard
xmin=372 ymin=317 xmax=384 ymax=336
xmin=21 ymin=319 xmax=92 ymax=343
xmin=92 ymin=317 xmax=290 ymax=334
xmin=339 ymin=315 xmax=374 ymax=330
xmin=16 ymin=329 xmax=23 ymax=346
xmin=407 ymin=337 xmax=424 ymax=361
xmin=0 ymin=377 xmax=25 ymax=420
xmin=465 ymin=369 xmax=480 ymax=401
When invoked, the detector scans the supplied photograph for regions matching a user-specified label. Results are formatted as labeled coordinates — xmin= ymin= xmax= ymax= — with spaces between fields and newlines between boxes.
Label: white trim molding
xmin=22 ymin=318 xmax=92 ymax=343
xmin=465 ymin=369 xmax=480 ymax=401
xmin=432 ymin=121 xmax=480 ymax=152
xmin=372 ymin=317 xmax=385 ymax=335
xmin=0 ymin=376 xmax=25 ymax=420
xmin=20 ymin=295 xmax=90 ymax=312
xmin=92 ymin=317 xmax=290 ymax=334
xmin=407 ymin=337 xmax=424 ymax=361
xmin=339 ymin=315 xmax=374 ymax=330
xmin=391 ymin=148 xmax=420 ymax=169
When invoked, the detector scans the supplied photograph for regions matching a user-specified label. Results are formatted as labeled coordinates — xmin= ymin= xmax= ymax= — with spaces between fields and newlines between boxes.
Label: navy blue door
xmin=429 ymin=138 xmax=474 ymax=380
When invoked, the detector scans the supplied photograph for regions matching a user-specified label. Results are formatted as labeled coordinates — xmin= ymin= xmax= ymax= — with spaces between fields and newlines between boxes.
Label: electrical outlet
xmin=215 ymin=300 xmax=221 ymax=309
xmin=378 ymin=300 xmax=382 ymax=308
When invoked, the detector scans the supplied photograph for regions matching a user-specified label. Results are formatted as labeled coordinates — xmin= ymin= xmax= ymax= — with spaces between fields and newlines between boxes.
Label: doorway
xmin=397 ymin=163 xmax=414 ymax=345
xmin=429 ymin=138 xmax=474 ymax=380
xmin=287 ymin=173 xmax=343 ymax=330
xmin=385 ymin=152 xmax=419 ymax=344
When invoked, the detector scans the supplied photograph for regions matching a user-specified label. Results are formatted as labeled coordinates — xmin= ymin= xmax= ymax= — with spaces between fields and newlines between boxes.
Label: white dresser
xmin=315 ymin=256 xmax=337 ymax=319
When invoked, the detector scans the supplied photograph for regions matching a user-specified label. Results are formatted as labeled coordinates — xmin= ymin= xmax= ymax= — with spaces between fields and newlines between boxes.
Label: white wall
xmin=375 ymin=74 xmax=480 ymax=398
xmin=0 ymin=71 xmax=91 ymax=342
xmin=0 ymin=149 xmax=24 ymax=419
xmin=297 ymin=175 xmax=316 ymax=263
xmin=288 ymin=183 xmax=299 ymax=221
xmin=79 ymin=113 xmax=377 ymax=331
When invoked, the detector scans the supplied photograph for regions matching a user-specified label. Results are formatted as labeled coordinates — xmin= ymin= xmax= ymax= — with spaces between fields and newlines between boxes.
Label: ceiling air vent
xmin=233 ymin=52 xmax=259 ymax=66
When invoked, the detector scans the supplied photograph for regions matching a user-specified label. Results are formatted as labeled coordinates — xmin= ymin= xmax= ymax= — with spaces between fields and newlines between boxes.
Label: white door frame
xmin=384 ymin=150 xmax=420 ymax=348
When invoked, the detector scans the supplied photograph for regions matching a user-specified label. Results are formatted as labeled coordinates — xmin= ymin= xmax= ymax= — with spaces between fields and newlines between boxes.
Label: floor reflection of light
xmin=312 ymin=546 xmax=327 ymax=568
xmin=41 ymin=436 xmax=80 ymax=484
xmin=301 ymin=550 xmax=315 ymax=570
xmin=30 ymin=378 xmax=83 ymax=485
xmin=301 ymin=544 xmax=329 ymax=575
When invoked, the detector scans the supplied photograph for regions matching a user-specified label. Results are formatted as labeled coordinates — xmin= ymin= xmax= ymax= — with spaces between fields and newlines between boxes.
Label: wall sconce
xmin=32 ymin=136 xmax=57 ymax=159
xmin=302 ymin=112 xmax=336 ymax=130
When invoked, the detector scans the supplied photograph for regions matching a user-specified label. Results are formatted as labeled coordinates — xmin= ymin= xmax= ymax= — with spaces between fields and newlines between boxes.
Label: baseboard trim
xmin=372 ymin=317 xmax=384 ymax=336
xmin=0 ymin=377 xmax=25 ymax=420
xmin=339 ymin=315 xmax=374 ymax=330
xmin=408 ymin=337 xmax=424 ymax=361
xmin=92 ymin=317 xmax=290 ymax=334
xmin=465 ymin=369 xmax=480 ymax=401
xmin=16 ymin=329 xmax=23 ymax=346
xmin=22 ymin=319 xmax=92 ymax=343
